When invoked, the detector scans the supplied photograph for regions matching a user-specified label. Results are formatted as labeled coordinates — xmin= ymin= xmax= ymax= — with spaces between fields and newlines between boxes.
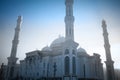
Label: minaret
xmin=65 ymin=0 xmax=74 ymax=41
xmin=7 ymin=16 xmax=22 ymax=80
xmin=102 ymin=20 xmax=115 ymax=80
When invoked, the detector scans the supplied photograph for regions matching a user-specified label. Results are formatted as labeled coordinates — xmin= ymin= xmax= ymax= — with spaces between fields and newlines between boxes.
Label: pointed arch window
xmin=72 ymin=57 xmax=76 ymax=75
xmin=69 ymin=28 xmax=71 ymax=35
xmin=65 ymin=49 xmax=69 ymax=54
xmin=64 ymin=56 xmax=70 ymax=75
xmin=10 ymin=66 xmax=14 ymax=77
xmin=72 ymin=49 xmax=75 ymax=55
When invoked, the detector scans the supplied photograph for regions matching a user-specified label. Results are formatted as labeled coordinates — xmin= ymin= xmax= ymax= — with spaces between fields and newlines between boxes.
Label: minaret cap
xmin=17 ymin=15 xmax=22 ymax=22
xmin=102 ymin=19 xmax=106 ymax=25
xmin=65 ymin=0 xmax=74 ymax=4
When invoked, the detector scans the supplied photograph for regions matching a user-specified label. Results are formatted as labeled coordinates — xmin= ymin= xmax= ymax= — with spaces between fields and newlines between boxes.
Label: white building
xmin=19 ymin=39 xmax=104 ymax=80
xmin=1 ymin=0 xmax=104 ymax=80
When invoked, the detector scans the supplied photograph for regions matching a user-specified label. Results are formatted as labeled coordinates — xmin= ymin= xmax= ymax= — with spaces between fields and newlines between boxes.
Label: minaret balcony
xmin=65 ymin=0 xmax=73 ymax=5
xmin=65 ymin=16 xmax=74 ymax=23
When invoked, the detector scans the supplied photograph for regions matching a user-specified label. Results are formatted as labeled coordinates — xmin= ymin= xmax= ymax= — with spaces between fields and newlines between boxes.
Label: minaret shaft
xmin=65 ymin=0 xmax=74 ymax=41
xmin=102 ymin=26 xmax=112 ymax=61
xmin=10 ymin=17 xmax=21 ymax=58
xmin=6 ymin=16 xmax=22 ymax=80
xmin=102 ymin=20 xmax=115 ymax=80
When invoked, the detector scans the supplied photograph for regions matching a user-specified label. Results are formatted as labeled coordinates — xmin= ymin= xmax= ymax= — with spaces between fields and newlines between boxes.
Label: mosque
xmin=1 ymin=0 xmax=116 ymax=80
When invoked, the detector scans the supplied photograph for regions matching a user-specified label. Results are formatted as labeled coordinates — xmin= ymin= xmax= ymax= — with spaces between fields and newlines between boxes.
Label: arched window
xmin=69 ymin=28 xmax=71 ymax=35
xmin=65 ymin=49 xmax=69 ymax=54
xmin=72 ymin=50 xmax=75 ymax=54
xmin=64 ymin=56 xmax=70 ymax=75
xmin=72 ymin=57 xmax=76 ymax=75
xmin=10 ymin=67 xmax=14 ymax=77
xmin=43 ymin=62 xmax=45 ymax=68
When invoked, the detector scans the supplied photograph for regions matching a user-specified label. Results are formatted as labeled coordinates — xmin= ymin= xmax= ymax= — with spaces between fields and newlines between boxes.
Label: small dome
xmin=77 ymin=47 xmax=87 ymax=53
xmin=77 ymin=47 xmax=89 ymax=56
xmin=42 ymin=46 xmax=52 ymax=51
xmin=50 ymin=36 xmax=65 ymax=48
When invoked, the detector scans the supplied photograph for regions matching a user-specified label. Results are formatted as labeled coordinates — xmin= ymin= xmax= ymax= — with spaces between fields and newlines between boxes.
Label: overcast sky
xmin=0 ymin=0 xmax=120 ymax=69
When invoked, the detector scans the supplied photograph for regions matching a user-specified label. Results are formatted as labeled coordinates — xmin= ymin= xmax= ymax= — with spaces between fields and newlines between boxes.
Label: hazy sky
xmin=0 ymin=0 xmax=120 ymax=69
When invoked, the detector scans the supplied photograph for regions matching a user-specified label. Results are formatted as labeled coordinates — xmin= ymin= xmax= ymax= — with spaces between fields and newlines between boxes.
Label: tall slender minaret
xmin=65 ymin=0 xmax=74 ymax=41
xmin=102 ymin=20 xmax=115 ymax=80
xmin=7 ymin=16 xmax=22 ymax=80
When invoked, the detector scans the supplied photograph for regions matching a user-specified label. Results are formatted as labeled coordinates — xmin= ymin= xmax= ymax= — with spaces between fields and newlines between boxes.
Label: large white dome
xmin=50 ymin=36 xmax=65 ymax=48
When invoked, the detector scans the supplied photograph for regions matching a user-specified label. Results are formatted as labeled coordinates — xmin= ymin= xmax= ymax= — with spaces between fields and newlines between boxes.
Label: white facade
xmin=18 ymin=37 xmax=104 ymax=80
